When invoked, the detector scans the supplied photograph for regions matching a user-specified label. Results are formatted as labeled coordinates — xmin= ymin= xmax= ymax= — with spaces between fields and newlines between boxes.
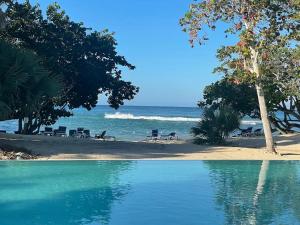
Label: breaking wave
xmin=105 ymin=112 xmax=262 ymax=125
xmin=104 ymin=113 xmax=200 ymax=122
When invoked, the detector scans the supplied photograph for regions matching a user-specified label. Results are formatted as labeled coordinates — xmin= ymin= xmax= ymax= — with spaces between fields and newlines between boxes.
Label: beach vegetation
xmin=181 ymin=0 xmax=299 ymax=152
xmin=200 ymin=46 xmax=300 ymax=134
xmin=0 ymin=41 xmax=61 ymax=128
xmin=0 ymin=1 xmax=138 ymax=134
xmin=191 ymin=105 xmax=240 ymax=145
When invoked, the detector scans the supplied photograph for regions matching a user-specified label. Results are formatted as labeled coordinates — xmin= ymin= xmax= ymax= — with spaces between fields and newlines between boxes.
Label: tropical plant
xmin=0 ymin=41 xmax=61 ymax=134
xmin=200 ymin=69 xmax=300 ymax=134
xmin=181 ymin=0 xmax=299 ymax=152
xmin=192 ymin=105 xmax=240 ymax=144
xmin=0 ymin=1 xmax=138 ymax=134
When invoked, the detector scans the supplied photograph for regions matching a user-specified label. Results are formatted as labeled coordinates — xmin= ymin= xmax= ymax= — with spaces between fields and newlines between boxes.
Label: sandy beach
xmin=0 ymin=133 xmax=299 ymax=160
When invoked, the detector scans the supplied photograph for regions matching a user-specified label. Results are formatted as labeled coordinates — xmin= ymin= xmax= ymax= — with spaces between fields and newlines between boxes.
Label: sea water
xmin=0 ymin=105 xmax=261 ymax=141
xmin=0 ymin=160 xmax=299 ymax=225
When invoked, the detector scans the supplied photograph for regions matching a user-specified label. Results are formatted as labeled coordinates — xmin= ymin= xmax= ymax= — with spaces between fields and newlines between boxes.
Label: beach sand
xmin=0 ymin=133 xmax=299 ymax=160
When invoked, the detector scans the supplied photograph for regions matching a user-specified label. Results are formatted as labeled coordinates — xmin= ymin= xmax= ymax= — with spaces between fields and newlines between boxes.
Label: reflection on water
xmin=0 ymin=161 xmax=300 ymax=225
xmin=205 ymin=161 xmax=300 ymax=225
xmin=0 ymin=161 xmax=134 ymax=225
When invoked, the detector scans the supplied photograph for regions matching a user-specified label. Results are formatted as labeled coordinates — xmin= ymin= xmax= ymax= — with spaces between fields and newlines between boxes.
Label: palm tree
xmin=0 ymin=41 xmax=61 ymax=132
xmin=192 ymin=105 xmax=240 ymax=144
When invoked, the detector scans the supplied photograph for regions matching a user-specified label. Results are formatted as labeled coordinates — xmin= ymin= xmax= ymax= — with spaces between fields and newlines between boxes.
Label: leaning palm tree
xmin=0 ymin=41 xmax=62 ymax=128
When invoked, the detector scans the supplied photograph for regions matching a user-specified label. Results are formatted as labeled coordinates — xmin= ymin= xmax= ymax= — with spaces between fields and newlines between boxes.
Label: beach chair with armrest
xmin=95 ymin=131 xmax=116 ymax=141
xmin=169 ymin=132 xmax=178 ymax=140
xmin=83 ymin=129 xmax=90 ymax=138
xmin=253 ymin=128 xmax=263 ymax=136
xmin=240 ymin=127 xmax=253 ymax=137
xmin=160 ymin=132 xmax=177 ymax=140
xmin=54 ymin=126 xmax=67 ymax=137
xmin=43 ymin=127 xmax=53 ymax=136
xmin=77 ymin=127 xmax=85 ymax=138
xmin=69 ymin=129 xmax=77 ymax=137
xmin=147 ymin=129 xmax=159 ymax=140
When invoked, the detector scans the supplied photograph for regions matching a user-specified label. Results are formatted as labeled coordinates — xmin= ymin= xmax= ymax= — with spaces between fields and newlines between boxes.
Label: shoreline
xmin=0 ymin=133 xmax=300 ymax=160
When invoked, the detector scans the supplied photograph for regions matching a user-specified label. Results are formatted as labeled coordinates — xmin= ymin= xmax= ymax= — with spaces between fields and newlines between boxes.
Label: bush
xmin=192 ymin=105 xmax=240 ymax=145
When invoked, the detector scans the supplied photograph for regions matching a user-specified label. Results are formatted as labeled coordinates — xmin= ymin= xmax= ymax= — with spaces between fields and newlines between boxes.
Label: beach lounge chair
xmin=77 ymin=127 xmax=85 ymax=138
xmin=83 ymin=129 xmax=90 ymax=138
xmin=253 ymin=128 xmax=263 ymax=136
xmin=239 ymin=127 xmax=253 ymax=137
xmin=160 ymin=132 xmax=178 ymax=140
xmin=43 ymin=127 xmax=53 ymax=136
xmin=54 ymin=126 xmax=67 ymax=137
xmin=77 ymin=127 xmax=84 ymax=134
xmin=69 ymin=129 xmax=77 ymax=137
xmin=95 ymin=131 xmax=116 ymax=141
xmin=147 ymin=129 xmax=159 ymax=140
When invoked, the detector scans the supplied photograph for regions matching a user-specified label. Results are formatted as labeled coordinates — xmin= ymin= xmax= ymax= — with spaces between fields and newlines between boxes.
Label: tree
xmin=200 ymin=46 xmax=300 ymax=133
xmin=181 ymin=0 xmax=299 ymax=153
xmin=0 ymin=41 xmax=61 ymax=132
xmin=0 ymin=1 xmax=139 ymax=134
xmin=199 ymin=77 xmax=260 ymax=118
xmin=200 ymin=78 xmax=300 ymax=133
xmin=191 ymin=105 xmax=240 ymax=144
xmin=263 ymin=46 xmax=300 ymax=132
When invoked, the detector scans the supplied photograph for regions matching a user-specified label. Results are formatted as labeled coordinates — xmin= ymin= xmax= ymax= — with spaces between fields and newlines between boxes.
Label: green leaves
xmin=0 ymin=1 xmax=139 ymax=132
xmin=192 ymin=105 xmax=240 ymax=145
xmin=0 ymin=41 xmax=61 ymax=121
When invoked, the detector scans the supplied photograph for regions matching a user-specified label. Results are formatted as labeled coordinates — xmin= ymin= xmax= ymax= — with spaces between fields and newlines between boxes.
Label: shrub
xmin=192 ymin=105 xmax=240 ymax=145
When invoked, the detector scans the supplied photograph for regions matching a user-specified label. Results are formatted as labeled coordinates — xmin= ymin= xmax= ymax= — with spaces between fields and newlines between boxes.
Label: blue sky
xmin=34 ymin=0 xmax=233 ymax=107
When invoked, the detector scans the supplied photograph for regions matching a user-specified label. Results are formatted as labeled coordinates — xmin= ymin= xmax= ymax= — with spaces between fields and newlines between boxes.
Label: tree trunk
xmin=251 ymin=49 xmax=276 ymax=153
xmin=18 ymin=117 xmax=22 ymax=133
xmin=255 ymin=84 xmax=275 ymax=153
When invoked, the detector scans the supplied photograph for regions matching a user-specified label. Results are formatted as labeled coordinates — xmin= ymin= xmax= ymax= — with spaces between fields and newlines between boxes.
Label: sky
xmin=33 ymin=0 xmax=234 ymax=107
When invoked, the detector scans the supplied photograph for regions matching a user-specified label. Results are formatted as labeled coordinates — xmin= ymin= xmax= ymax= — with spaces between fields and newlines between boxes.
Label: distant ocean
xmin=0 ymin=105 xmax=262 ymax=141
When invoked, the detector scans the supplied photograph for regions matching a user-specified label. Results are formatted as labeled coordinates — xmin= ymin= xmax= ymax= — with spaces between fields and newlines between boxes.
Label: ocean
xmin=0 ymin=105 xmax=261 ymax=141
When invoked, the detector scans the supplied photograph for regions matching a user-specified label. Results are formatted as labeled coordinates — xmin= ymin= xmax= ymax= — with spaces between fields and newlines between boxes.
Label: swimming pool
xmin=0 ymin=161 xmax=299 ymax=225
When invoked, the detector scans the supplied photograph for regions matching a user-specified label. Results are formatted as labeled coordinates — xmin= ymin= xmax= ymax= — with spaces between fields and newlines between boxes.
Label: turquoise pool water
xmin=0 ymin=161 xmax=299 ymax=225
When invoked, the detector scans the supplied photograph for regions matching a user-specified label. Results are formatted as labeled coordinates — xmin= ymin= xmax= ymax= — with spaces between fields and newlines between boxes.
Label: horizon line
xmin=96 ymin=104 xmax=198 ymax=108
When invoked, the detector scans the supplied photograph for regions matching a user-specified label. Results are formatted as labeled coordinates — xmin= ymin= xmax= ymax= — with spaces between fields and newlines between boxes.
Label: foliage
xmin=0 ymin=41 xmax=61 ymax=126
xmin=201 ymin=46 xmax=300 ymax=133
xmin=0 ymin=1 xmax=138 ymax=133
xmin=192 ymin=105 xmax=240 ymax=145
xmin=181 ymin=0 xmax=299 ymax=150
xmin=180 ymin=1 xmax=299 ymax=48
xmin=199 ymin=77 xmax=259 ymax=118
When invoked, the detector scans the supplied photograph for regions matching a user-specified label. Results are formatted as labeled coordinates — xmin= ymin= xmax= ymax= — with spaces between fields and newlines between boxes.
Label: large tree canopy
xmin=201 ymin=46 xmax=300 ymax=133
xmin=181 ymin=0 xmax=299 ymax=152
xmin=0 ymin=41 xmax=61 ymax=124
xmin=0 ymin=1 xmax=139 ymax=133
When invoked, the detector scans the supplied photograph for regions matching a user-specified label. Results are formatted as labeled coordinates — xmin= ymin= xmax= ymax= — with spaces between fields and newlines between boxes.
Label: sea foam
xmin=104 ymin=112 xmax=200 ymax=122
xmin=105 ymin=112 xmax=261 ymax=125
